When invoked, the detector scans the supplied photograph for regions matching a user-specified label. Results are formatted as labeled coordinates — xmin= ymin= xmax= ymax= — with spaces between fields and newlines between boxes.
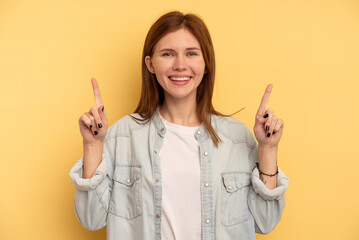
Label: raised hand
xmin=253 ymin=84 xmax=284 ymax=148
xmin=78 ymin=78 xmax=108 ymax=145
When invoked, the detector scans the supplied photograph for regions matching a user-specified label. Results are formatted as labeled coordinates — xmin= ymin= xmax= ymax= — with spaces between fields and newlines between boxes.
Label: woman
xmin=70 ymin=11 xmax=289 ymax=240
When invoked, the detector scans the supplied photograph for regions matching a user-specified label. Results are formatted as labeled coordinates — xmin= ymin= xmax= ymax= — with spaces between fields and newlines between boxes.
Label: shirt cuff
xmin=251 ymin=167 xmax=289 ymax=201
xmin=69 ymin=155 xmax=107 ymax=191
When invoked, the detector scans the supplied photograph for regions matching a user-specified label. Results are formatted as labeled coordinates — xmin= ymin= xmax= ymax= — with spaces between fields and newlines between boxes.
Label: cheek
xmin=194 ymin=59 xmax=206 ymax=72
xmin=194 ymin=62 xmax=206 ymax=75
xmin=153 ymin=59 xmax=172 ymax=73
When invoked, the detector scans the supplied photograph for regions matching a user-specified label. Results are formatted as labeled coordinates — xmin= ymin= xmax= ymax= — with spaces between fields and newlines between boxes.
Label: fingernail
xmin=102 ymin=106 xmax=104 ymax=112
xmin=264 ymin=113 xmax=269 ymax=118
xmin=266 ymin=126 xmax=269 ymax=131
xmin=98 ymin=123 xmax=102 ymax=128
xmin=267 ymin=132 xmax=271 ymax=137
xmin=94 ymin=131 xmax=98 ymax=135
xmin=90 ymin=125 xmax=92 ymax=129
xmin=273 ymin=131 xmax=275 ymax=135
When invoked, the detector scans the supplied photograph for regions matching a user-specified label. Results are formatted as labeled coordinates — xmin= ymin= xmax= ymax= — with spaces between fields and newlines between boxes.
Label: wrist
xmin=257 ymin=144 xmax=278 ymax=168
xmin=83 ymin=140 xmax=104 ymax=149
xmin=258 ymin=144 xmax=278 ymax=152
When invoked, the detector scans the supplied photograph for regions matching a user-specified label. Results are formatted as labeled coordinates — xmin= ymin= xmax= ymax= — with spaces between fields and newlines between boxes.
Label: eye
xmin=188 ymin=51 xmax=198 ymax=56
xmin=162 ymin=52 xmax=172 ymax=56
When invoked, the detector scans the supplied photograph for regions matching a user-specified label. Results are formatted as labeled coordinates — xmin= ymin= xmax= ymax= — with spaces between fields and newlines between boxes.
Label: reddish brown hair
xmin=133 ymin=11 xmax=224 ymax=146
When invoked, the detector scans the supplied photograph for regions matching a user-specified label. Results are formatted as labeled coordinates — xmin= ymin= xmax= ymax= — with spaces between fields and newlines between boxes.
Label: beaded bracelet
xmin=255 ymin=162 xmax=279 ymax=177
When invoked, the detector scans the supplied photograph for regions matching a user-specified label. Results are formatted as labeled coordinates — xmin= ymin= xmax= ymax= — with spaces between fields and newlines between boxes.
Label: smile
xmin=169 ymin=76 xmax=191 ymax=81
xmin=168 ymin=76 xmax=192 ymax=86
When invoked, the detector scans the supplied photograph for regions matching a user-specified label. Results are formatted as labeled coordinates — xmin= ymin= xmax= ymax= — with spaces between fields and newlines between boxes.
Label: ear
xmin=145 ymin=56 xmax=156 ymax=74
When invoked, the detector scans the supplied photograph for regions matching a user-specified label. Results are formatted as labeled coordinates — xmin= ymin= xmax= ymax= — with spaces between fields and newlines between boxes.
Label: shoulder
xmin=105 ymin=113 xmax=150 ymax=140
xmin=213 ymin=115 xmax=256 ymax=147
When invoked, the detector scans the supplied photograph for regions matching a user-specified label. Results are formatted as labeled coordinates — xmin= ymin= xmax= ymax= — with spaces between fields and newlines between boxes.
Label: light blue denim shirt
xmin=70 ymin=110 xmax=289 ymax=240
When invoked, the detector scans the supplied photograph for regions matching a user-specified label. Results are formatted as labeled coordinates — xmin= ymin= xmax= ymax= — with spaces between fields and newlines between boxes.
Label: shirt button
xmin=156 ymin=178 xmax=160 ymax=182
xmin=126 ymin=179 xmax=131 ymax=184
xmin=156 ymin=214 xmax=160 ymax=219
xmin=205 ymin=219 xmax=210 ymax=224
xmin=154 ymin=150 xmax=158 ymax=154
xmin=197 ymin=130 xmax=201 ymax=135
xmin=228 ymin=186 xmax=232 ymax=190
xmin=204 ymin=182 xmax=209 ymax=187
xmin=204 ymin=152 xmax=208 ymax=156
xmin=160 ymin=128 xmax=165 ymax=132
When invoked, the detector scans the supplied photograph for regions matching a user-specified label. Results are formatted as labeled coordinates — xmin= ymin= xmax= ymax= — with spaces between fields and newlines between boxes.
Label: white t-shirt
xmin=159 ymin=115 xmax=202 ymax=240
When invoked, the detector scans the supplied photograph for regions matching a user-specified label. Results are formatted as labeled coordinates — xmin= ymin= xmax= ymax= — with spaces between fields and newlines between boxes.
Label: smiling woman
xmin=135 ymin=11 xmax=220 ymax=143
xmin=144 ymin=28 xmax=206 ymax=123
xmin=70 ymin=11 xmax=289 ymax=240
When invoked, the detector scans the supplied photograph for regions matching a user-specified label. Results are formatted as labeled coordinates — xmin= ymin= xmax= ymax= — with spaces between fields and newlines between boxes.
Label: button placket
xmin=198 ymin=129 xmax=214 ymax=239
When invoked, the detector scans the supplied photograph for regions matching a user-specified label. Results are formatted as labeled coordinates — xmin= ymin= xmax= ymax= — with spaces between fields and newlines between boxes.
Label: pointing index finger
xmin=258 ymin=84 xmax=273 ymax=114
xmin=91 ymin=78 xmax=103 ymax=107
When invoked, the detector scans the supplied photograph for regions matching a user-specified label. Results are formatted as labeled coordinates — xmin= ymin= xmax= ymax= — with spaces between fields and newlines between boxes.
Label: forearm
xmin=83 ymin=141 xmax=104 ymax=179
xmin=257 ymin=144 xmax=278 ymax=189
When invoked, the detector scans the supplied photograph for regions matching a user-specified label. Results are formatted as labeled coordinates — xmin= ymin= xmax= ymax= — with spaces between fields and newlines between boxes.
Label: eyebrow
xmin=159 ymin=47 xmax=201 ymax=52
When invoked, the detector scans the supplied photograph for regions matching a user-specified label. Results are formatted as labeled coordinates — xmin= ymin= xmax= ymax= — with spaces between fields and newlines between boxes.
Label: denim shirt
xmin=70 ymin=110 xmax=289 ymax=240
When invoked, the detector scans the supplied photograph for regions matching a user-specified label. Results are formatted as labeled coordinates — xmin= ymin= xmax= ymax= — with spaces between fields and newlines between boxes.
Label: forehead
xmin=154 ymin=28 xmax=201 ymax=51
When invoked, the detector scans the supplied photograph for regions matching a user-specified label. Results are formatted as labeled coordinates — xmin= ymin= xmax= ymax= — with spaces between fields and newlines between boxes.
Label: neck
xmin=159 ymin=98 xmax=201 ymax=127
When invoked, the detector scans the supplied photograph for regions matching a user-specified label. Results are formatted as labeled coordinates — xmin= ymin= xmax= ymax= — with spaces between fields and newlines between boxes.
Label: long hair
xmin=133 ymin=11 xmax=224 ymax=146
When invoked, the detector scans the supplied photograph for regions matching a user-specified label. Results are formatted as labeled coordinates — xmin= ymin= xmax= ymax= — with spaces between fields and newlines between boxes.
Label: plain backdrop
xmin=1 ymin=0 xmax=358 ymax=239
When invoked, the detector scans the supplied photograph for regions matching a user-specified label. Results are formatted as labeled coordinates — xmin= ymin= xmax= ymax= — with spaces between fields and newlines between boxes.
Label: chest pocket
xmin=221 ymin=172 xmax=251 ymax=226
xmin=109 ymin=165 xmax=142 ymax=219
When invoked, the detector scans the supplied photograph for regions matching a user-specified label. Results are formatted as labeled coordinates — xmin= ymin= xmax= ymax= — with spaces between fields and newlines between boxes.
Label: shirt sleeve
xmin=248 ymin=144 xmax=289 ymax=200
xmin=251 ymin=166 xmax=289 ymax=201
xmin=68 ymin=139 xmax=114 ymax=231
xmin=69 ymin=153 xmax=107 ymax=191
xmin=247 ymin=142 xmax=289 ymax=234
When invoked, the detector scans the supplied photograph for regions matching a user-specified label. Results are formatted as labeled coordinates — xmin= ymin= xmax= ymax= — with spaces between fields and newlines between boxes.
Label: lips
xmin=169 ymin=75 xmax=192 ymax=81
xmin=168 ymin=75 xmax=192 ymax=86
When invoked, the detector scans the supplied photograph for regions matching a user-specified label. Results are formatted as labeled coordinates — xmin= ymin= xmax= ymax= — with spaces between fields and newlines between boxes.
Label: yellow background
xmin=1 ymin=0 xmax=358 ymax=239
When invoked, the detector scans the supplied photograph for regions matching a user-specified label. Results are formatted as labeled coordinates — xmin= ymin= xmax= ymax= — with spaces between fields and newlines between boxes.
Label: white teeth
xmin=169 ymin=77 xmax=190 ymax=81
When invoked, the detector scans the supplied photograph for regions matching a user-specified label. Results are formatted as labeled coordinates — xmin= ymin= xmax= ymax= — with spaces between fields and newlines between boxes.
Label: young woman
xmin=70 ymin=11 xmax=289 ymax=240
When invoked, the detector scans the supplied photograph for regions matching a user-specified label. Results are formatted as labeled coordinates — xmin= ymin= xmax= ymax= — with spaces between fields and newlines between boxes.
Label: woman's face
xmin=145 ymin=28 xmax=206 ymax=104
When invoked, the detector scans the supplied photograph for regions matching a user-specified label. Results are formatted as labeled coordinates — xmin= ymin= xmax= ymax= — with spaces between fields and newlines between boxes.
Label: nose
xmin=172 ymin=54 xmax=187 ymax=71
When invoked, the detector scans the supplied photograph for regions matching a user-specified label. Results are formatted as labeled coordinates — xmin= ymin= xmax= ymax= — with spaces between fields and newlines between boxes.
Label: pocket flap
xmin=113 ymin=165 xmax=141 ymax=187
xmin=221 ymin=172 xmax=251 ymax=193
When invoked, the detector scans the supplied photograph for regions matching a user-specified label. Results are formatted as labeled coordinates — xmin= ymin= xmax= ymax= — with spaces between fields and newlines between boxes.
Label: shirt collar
xmin=152 ymin=107 xmax=213 ymax=142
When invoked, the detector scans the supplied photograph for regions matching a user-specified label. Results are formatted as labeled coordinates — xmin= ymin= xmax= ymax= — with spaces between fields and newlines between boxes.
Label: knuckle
xmin=80 ymin=115 xmax=86 ymax=122
xmin=90 ymin=106 xmax=97 ymax=113
xmin=80 ymin=114 xmax=88 ymax=122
